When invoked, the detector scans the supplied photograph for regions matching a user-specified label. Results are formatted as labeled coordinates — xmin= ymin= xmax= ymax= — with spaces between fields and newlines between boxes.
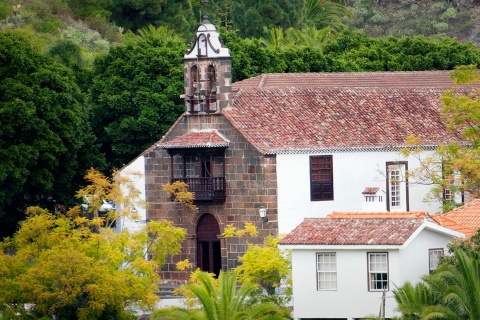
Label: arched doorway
xmin=196 ymin=213 xmax=221 ymax=277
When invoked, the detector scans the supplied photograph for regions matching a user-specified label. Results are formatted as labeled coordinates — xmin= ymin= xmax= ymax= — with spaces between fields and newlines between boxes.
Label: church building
xmin=118 ymin=16 xmax=475 ymax=284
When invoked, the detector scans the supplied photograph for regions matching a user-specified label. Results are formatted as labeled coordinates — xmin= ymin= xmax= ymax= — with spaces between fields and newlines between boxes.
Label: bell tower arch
xmin=183 ymin=16 xmax=232 ymax=114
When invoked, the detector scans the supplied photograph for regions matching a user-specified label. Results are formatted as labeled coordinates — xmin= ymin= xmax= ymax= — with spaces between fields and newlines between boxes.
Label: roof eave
xmin=279 ymin=244 xmax=404 ymax=250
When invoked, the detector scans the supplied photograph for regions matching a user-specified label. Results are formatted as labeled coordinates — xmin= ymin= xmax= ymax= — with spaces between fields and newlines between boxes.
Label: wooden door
xmin=196 ymin=214 xmax=221 ymax=276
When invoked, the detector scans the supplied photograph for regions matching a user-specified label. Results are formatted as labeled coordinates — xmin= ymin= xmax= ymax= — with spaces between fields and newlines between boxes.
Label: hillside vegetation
xmin=348 ymin=0 xmax=480 ymax=45
xmin=1 ymin=0 xmax=480 ymax=57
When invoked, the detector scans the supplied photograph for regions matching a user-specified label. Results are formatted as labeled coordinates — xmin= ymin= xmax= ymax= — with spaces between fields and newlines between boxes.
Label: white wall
xmin=398 ymin=228 xmax=454 ymax=283
xmin=115 ymin=155 xmax=147 ymax=234
xmin=289 ymin=228 xmax=457 ymax=320
xmin=277 ymin=150 xmax=438 ymax=234
xmin=291 ymin=248 xmax=401 ymax=320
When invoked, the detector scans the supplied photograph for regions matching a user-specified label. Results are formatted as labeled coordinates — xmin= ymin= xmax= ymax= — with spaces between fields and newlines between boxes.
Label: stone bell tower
xmin=183 ymin=16 xmax=232 ymax=114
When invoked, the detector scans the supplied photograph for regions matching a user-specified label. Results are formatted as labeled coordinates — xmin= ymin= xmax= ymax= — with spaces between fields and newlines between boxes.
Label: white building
xmin=280 ymin=214 xmax=464 ymax=320
xmin=116 ymin=17 xmax=480 ymax=280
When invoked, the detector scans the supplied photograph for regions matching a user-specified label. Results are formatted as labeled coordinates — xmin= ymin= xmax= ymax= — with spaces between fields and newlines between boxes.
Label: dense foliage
xmin=89 ymin=34 xmax=186 ymax=169
xmin=394 ymin=241 xmax=480 ymax=319
xmin=0 ymin=30 xmax=104 ymax=237
xmin=0 ymin=170 xmax=186 ymax=319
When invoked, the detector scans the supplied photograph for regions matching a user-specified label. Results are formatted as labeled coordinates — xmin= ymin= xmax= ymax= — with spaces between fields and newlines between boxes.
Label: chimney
xmin=362 ymin=187 xmax=385 ymax=212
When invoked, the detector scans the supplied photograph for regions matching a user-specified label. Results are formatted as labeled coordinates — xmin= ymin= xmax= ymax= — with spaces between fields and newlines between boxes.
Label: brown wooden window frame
xmin=310 ymin=155 xmax=334 ymax=201
xmin=385 ymin=161 xmax=409 ymax=212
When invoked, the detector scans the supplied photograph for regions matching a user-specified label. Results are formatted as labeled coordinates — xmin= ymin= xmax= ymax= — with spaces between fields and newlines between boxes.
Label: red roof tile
xmin=224 ymin=71 xmax=479 ymax=154
xmin=326 ymin=211 xmax=474 ymax=238
xmin=327 ymin=211 xmax=427 ymax=218
xmin=279 ymin=218 xmax=424 ymax=245
xmin=429 ymin=214 xmax=476 ymax=238
xmin=444 ymin=199 xmax=480 ymax=233
xmin=158 ymin=129 xmax=229 ymax=149
xmin=233 ymin=71 xmax=473 ymax=90
xmin=362 ymin=187 xmax=380 ymax=194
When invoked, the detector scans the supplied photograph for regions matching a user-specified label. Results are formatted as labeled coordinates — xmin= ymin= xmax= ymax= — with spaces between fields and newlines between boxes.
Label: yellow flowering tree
xmin=0 ymin=169 xmax=186 ymax=319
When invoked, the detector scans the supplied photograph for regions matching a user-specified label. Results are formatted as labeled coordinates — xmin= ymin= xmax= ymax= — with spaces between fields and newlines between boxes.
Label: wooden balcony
xmin=172 ymin=177 xmax=226 ymax=202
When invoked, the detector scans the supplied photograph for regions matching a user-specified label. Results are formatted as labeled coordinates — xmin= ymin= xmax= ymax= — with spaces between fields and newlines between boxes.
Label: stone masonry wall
xmin=145 ymin=113 xmax=278 ymax=284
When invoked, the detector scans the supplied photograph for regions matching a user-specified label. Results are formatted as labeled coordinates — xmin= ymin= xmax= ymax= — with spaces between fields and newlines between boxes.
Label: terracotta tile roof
xmin=157 ymin=129 xmax=229 ymax=149
xmin=444 ymin=199 xmax=480 ymax=234
xmin=224 ymin=71 xmax=479 ymax=155
xmin=429 ymin=214 xmax=476 ymax=238
xmin=362 ymin=187 xmax=380 ymax=194
xmin=279 ymin=217 xmax=424 ymax=245
xmin=233 ymin=71 xmax=471 ymax=90
xmin=327 ymin=211 xmax=427 ymax=218
xmin=326 ymin=211 xmax=474 ymax=238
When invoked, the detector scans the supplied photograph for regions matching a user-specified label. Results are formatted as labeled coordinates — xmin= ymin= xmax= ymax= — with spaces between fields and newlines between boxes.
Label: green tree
xmin=298 ymin=0 xmax=352 ymax=31
xmin=107 ymin=0 xmax=196 ymax=33
xmin=0 ymin=29 xmax=103 ymax=238
xmin=152 ymin=269 xmax=286 ymax=320
xmin=89 ymin=33 xmax=186 ymax=170
xmin=237 ymin=236 xmax=291 ymax=296
xmin=394 ymin=249 xmax=480 ymax=320
xmin=399 ymin=65 xmax=480 ymax=211
xmin=393 ymin=281 xmax=439 ymax=319
xmin=0 ymin=169 xmax=186 ymax=319
xmin=228 ymin=0 xmax=301 ymax=38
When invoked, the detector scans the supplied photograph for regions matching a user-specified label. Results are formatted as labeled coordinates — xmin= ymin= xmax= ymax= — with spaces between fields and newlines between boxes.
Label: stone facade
xmin=145 ymin=113 xmax=278 ymax=283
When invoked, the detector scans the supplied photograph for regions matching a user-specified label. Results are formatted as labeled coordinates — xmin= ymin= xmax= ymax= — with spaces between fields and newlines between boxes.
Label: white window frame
xmin=386 ymin=162 xmax=409 ymax=211
xmin=368 ymin=252 xmax=389 ymax=291
xmin=317 ymin=252 xmax=337 ymax=290
xmin=429 ymin=248 xmax=444 ymax=274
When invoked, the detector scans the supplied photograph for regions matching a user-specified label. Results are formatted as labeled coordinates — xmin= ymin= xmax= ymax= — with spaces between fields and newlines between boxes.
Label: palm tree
xmin=259 ymin=27 xmax=288 ymax=49
xmin=422 ymin=249 xmax=480 ymax=319
xmin=152 ymin=270 xmax=286 ymax=320
xmin=285 ymin=26 xmax=335 ymax=49
xmin=394 ymin=249 xmax=480 ymax=320
xmin=393 ymin=281 xmax=438 ymax=319
xmin=298 ymin=0 xmax=353 ymax=31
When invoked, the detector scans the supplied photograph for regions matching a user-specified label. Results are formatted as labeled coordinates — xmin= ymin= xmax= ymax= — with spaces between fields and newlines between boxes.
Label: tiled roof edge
xmin=158 ymin=143 xmax=230 ymax=149
xmin=265 ymin=145 xmax=439 ymax=155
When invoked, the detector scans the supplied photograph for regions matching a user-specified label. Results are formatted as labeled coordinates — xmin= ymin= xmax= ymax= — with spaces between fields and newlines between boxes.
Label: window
xmin=190 ymin=65 xmax=198 ymax=91
xmin=442 ymin=165 xmax=464 ymax=204
xmin=386 ymin=162 xmax=409 ymax=211
xmin=317 ymin=253 xmax=337 ymax=290
xmin=429 ymin=249 xmax=443 ymax=273
xmin=390 ymin=167 xmax=401 ymax=207
xmin=368 ymin=253 xmax=388 ymax=291
xmin=310 ymin=156 xmax=333 ymax=201
xmin=206 ymin=65 xmax=216 ymax=92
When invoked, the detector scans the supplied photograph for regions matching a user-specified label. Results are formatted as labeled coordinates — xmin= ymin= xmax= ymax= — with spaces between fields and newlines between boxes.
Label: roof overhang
xmin=157 ymin=129 xmax=230 ymax=151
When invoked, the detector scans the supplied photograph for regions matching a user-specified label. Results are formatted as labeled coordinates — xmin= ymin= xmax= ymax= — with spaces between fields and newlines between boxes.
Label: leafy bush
xmin=441 ymin=7 xmax=457 ymax=20
xmin=0 ymin=3 xmax=12 ymax=20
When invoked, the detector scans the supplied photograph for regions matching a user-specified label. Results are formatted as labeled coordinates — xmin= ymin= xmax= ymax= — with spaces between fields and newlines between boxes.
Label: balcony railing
xmin=171 ymin=177 xmax=226 ymax=202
